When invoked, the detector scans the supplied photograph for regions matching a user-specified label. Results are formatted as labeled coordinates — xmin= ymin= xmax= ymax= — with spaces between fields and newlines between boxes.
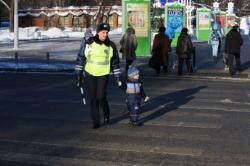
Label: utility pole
xmin=14 ymin=0 xmax=19 ymax=49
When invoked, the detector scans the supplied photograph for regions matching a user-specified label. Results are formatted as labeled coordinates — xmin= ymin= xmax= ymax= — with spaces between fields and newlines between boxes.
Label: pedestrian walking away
xmin=208 ymin=21 xmax=224 ymax=61
xmin=75 ymin=23 xmax=121 ymax=129
xmin=119 ymin=27 xmax=138 ymax=73
xmin=118 ymin=66 xmax=149 ymax=126
xmin=176 ymin=27 xmax=193 ymax=75
xmin=78 ymin=28 xmax=93 ymax=57
xmin=224 ymin=24 xmax=243 ymax=76
xmin=150 ymin=26 xmax=170 ymax=75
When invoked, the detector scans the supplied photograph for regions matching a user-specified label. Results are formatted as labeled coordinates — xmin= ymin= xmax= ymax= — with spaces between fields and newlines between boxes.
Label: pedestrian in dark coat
xmin=224 ymin=25 xmax=243 ymax=75
xmin=176 ymin=27 xmax=193 ymax=75
xmin=118 ymin=66 xmax=149 ymax=126
xmin=120 ymin=27 xmax=138 ymax=72
xmin=151 ymin=26 xmax=170 ymax=75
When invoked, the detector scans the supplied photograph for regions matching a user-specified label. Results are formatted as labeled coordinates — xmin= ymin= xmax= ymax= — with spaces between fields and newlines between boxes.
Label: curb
xmin=143 ymin=74 xmax=250 ymax=82
xmin=1 ymin=61 xmax=250 ymax=82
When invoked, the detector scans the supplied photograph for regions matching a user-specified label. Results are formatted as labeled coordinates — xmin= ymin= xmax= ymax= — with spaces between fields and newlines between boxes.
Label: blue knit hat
xmin=128 ymin=66 xmax=139 ymax=78
xmin=96 ymin=23 xmax=110 ymax=33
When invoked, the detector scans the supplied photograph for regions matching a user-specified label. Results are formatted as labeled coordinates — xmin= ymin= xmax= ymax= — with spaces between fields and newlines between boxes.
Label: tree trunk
xmin=9 ymin=0 xmax=14 ymax=32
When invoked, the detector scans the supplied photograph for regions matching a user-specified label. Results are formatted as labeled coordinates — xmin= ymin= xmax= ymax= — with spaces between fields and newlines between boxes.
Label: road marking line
xmin=180 ymin=105 xmax=250 ymax=113
xmin=118 ymin=120 xmax=221 ymax=129
xmin=0 ymin=139 xmax=202 ymax=157
xmin=0 ymin=151 xmax=131 ymax=166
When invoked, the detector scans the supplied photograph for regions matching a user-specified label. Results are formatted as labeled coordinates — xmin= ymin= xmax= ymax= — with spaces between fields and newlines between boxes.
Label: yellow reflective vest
xmin=84 ymin=42 xmax=113 ymax=76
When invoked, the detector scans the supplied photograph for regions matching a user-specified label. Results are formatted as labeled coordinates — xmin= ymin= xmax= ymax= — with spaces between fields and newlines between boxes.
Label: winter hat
xmin=159 ymin=26 xmax=166 ymax=33
xmin=181 ymin=27 xmax=188 ymax=34
xmin=96 ymin=23 xmax=110 ymax=33
xmin=127 ymin=66 xmax=139 ymax=78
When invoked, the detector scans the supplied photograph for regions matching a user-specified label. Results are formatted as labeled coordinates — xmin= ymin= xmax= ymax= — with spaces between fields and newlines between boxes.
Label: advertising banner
xmin=198 ymin=12 xmax=210 ymax=30
xmin=215 ymin=11 xmax=226 ymax=33
xmin=165 ymin=3 xmax=185 ymax=47
xmin=196 ymin=7 xmax=211 ymax=41
xmin=127 ymin=3 xmax=149 ymax=37
xmin=123 ymin=0 xmax=150 ymax=56
xmin=166 ymin=6 xmax=184 ymax=33
xmin=216 ymin=15 xmax=225 ymax=28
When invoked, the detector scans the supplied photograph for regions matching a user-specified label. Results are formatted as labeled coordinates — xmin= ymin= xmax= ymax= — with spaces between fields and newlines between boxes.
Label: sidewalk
xmin=0 ymin=36 xmax=250 ymax=80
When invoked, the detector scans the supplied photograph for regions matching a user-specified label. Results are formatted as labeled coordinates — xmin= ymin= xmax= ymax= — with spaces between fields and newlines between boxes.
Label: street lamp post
xmin=14 ymin=0 xmax=19 ymax=49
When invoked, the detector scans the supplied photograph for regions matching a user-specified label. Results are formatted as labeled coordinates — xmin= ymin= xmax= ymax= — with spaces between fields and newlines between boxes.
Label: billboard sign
xmin=127 ymin=3 xmax=149 ymax=37
xmin=198 ymin=12 xmax=210 ymax=30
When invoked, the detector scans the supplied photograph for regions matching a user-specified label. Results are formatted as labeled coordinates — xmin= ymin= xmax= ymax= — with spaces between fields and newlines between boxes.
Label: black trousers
xmin=127 ymin=102 xmax=140 ymax=122
xmin=85 ymin=74 xmax=110 ymax=126
xmin=228 ymin=53 xmax=241 ymax=75
xmin=178 ymin=58 xmax=191 ymax=75
xmin=155 ymin=57 xmax=169 ymax=74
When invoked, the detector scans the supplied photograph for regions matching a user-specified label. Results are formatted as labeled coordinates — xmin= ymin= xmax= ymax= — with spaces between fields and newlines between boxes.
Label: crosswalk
xmin=0 ymin=75 xmax=250 ymax=165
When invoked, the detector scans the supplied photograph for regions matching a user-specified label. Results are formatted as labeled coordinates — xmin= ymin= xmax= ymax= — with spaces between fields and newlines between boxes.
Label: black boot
xmin=92 ymin=123 xmax=100 ymax=129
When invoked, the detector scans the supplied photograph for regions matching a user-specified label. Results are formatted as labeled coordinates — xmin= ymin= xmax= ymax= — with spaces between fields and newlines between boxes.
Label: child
xmin=118 ymin=66 xmax=149 ymax=126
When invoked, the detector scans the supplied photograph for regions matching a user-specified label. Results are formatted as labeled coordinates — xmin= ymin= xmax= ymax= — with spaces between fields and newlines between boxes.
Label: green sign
xmin=196 ymin=7 xmax=211 ymax=41
xmin=165 ymin=2 xmax=185 ymax=47
xmin=122 ymin=0 xmax=150 ymax=56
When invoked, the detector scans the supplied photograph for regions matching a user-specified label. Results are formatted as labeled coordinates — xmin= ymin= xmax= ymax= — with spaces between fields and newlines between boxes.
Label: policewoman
xmin=75 ymin=23 xmax=121 ymax=129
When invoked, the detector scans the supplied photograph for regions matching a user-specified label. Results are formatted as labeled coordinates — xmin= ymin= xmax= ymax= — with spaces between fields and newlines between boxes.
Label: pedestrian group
xmin=75 ymin=22 xmax=243 ymax=129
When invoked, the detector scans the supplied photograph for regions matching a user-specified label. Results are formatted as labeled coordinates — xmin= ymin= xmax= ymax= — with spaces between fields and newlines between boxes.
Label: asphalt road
xmin=0 ymin=72 xmax=250 ymax=165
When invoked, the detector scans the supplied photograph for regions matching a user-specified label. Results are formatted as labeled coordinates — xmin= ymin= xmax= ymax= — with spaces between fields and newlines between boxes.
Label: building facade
xmin=18 ymin=6 xmax=122 ymax=30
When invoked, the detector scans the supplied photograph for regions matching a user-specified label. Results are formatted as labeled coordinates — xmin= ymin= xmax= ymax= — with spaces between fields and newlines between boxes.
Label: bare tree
xmin=0 ymin=0 xmax=13 ymax=32
xmin=9 ymin=0 xmax=14 ymax=32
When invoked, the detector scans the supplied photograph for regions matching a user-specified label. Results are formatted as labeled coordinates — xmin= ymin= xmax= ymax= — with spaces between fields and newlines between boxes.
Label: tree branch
xmin=0 ymin=0 xmax=10 ymax=10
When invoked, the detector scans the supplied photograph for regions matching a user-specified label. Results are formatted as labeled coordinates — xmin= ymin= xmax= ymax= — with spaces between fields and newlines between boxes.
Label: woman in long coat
xmin=151 ymin=26 xmax=170 ymax=75
xmin=120 ymin=27 xmax=138 ymax=72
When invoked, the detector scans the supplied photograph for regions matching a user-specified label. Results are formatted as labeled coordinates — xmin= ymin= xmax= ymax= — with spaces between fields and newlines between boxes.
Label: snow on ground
xmin=0 ymin=27 xmax=122 ymax=43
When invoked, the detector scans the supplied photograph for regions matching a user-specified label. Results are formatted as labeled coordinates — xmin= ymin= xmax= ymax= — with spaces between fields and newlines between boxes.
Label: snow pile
xmin=0 ymin=36 xmax=13 ymax=43
xmin=0 ymin=32 xmax=13 ymax=43
xmin=19 ymin=27 xmax=40 ymax=39
xmin=41 ymin=27 xmax=68 ymax=38
xmin=0 ymin=27 xmax=9 ymax=33
xmin=109 ymin=27 xmax=122 ymax=35
xmin=0 ymin=26 xmax=122 ymax=43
